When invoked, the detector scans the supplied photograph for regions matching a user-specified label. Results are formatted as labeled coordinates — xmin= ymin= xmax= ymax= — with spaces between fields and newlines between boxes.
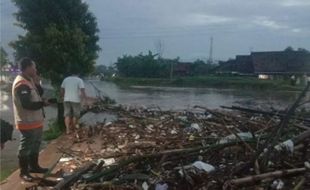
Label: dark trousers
xmin=18 ymin=127 xmax=43 ymax=157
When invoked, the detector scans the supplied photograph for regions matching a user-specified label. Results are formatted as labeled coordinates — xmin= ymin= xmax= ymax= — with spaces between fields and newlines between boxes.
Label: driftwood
xmin=273 ymin=83 xmax=310 ymax=142
xmin=39 ymin=102 xmax=310 ymax=189
xmin=292 ymin=129 xmax=310 ymax=144
xmin=293 ymin=177 xmax=306 ymax=190
xmin=294 ymin=124 xmax=310 ymax=130
xmin=256 ymin=83 xmax=310 ymax=166
xmin=75 ymin=183 xmax=132 ymax=189
xmin=86 ymin=139 xmax=256 ymax=182
xmin=221 ymin=105 xmax=310 ymax=123
xmin=195 ymin=105 xmax=266 ymax=128
xmin=224 ymin=167 xmax=307 ymax=188
xmin=53 ymin=162 xmax=96 ymax=190
xmin=43 ymin=154 xmax=64 ymax=179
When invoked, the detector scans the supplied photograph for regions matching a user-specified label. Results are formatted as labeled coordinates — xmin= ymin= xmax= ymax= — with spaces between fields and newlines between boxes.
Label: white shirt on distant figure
xmin=61 ymin=76 xmax=85 ymax=103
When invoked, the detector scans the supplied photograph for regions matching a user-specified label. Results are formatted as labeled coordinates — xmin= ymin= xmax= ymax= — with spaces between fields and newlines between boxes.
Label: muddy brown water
xmin=85 ymin=80 xmax=303 ymax=110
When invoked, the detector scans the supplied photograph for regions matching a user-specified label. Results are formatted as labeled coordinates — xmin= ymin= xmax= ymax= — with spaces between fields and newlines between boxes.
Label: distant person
xmin=60 ymin=72 xmax=86 ymax=134
xmin=12 ymin=58 xmax=53 ymax=182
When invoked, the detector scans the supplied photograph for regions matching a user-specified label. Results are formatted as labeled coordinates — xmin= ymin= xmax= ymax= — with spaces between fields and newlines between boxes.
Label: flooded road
xmin=85 ymin=80 xmax=302 ymax=110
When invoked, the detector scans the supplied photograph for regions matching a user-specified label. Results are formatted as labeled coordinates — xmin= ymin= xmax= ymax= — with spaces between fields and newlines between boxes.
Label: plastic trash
xmin=218 ymin=132 xmax=254 ymax=144
xmin=170 ymin=129 xmax=178 ymax=134
xmin=103 ymin=158 xmax=115 ymax=166
xmin=189 ymin=134 xmax=195 ymax=141
xmin=59 ymin=157 xmax=73 ymax=162
xmin=134 ymin=134 xmax=141 ymax=140
xmin=155 ymin=183 xmax=168 ymax=190
xmin=271 ymin=179 xmax=284 ymax=189
xmin=190 ymin=123 xmax=201 ymax=132
xmin=274 ymin=139 xmax=294 ymax=153
xmin=178 ymin=116 xmax=187 ymax=121
xmin=146 ymin=124 xmax=154 ymax=131
xmin=129 ymin=124 xmax=136 ymax=129
xmin=192 ymin=161 xmax=215 ymax=173
xmin=206 ymin=114 xmax=212 ymax=119
xmin=104 ymin=122 xmax=112 ymax=126
xmin=142 ymin=181 xmax=149 ymax=190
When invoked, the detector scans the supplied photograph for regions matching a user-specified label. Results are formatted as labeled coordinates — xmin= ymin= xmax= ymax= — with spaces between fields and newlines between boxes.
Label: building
xmin=218 ymin=55 xmax=254 ymax=74
xmin=252 ymin=51 xmax=310 ymax=75
xmin=173 ymin=62 xmax=191 ymax=76
xmin=218 ymin=50 xmax=310 ymax=78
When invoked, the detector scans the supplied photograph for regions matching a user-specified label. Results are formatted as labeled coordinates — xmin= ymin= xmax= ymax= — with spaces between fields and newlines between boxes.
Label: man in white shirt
xmin=60 ymin=73 xmax=86 ymax=134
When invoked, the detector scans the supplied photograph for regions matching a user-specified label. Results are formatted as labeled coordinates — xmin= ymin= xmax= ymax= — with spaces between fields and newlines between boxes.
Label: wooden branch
xmin=221 ymin=105 xmax=310 ymax=123
xmin=274 ymin=83 xmax=310 ymax=142
xmin=53 ymin=162 xmax=96 ymax=190
xmin=293 ymin=177 xmax=306 ymax=190
xmin=225 ymin=167 xmax=306 ymax=187
xmin=86 ymin=139 xmax=257 ymax=182
xmin=292 ymin=130 xmax=310 ymax=145
xmin=43 ymin=154 xmax=64 ymax=179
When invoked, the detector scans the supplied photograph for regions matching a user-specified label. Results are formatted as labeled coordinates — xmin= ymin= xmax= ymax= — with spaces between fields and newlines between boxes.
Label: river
xmin=85 ymin=80 xmax=302 ymax=110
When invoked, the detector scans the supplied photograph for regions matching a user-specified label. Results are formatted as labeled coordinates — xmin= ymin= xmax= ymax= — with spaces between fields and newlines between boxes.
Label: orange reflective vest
xmin=12 ymin=75 xmax=44 ymax=130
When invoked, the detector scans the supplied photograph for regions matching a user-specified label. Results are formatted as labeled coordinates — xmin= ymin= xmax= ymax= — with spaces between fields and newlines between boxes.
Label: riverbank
xmin=2 ymin=103 xmax=310 ymax=189
xmin=109 ymin=76 xmax=304 ymax=91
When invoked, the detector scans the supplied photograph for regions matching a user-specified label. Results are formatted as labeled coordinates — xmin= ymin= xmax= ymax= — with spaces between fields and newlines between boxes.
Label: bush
xmin=43 ymin=119 xmax=64 ymax=141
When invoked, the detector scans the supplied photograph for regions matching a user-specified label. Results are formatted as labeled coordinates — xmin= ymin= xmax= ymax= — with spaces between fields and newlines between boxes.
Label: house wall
xmin=252 ymin=51 xmax=310 ymax=74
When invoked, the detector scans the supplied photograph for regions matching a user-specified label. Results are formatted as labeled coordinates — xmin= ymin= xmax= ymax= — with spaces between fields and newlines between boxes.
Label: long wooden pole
xmin=225 ymin=167 xmax=306 ymax=187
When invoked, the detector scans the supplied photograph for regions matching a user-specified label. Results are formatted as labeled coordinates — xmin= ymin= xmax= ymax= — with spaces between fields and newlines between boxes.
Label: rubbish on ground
xmin=274 ymin=139 xmax=294 ymax=153
xmin=192 ymin=161 xmax=215 ymax=173
xmin=29 ymin=98 xmax=310 ymax=189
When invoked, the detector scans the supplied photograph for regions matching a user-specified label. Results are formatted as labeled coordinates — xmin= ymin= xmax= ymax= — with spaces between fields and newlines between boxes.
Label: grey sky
xmin=1 ymin=0 xmax=310 ymax=65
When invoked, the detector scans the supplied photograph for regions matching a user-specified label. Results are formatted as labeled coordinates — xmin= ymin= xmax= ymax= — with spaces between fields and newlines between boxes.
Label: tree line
xmin=110 ymin=51 xmax=217 ymax=78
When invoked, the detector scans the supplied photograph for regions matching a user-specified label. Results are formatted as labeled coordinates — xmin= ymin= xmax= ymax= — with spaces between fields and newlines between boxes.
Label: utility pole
xmin=208 ymin=37 xmax=213 ymax=64
xmin=170 ymin=61 xmax=173 ymax=81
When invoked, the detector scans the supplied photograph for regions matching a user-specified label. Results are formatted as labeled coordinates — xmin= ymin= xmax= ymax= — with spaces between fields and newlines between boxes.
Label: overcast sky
xmin=1 ymin=0 xmax=310 ymax=65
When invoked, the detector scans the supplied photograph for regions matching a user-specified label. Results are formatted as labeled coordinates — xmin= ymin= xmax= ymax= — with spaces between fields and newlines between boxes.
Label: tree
xmin=93 ymin=65 xmax=117 ymax=78
xmin=10 ymin=0 xmax=100 ymax=87
xmin=0 ymin=47 xmax=9 ymax=69
xmin=284 ymin=46 xmax=294 ymax=52
xmin=297 ymin=48 xmax=309 ymax=53
xmin=115 ymin=51 xmax=171 ymax=78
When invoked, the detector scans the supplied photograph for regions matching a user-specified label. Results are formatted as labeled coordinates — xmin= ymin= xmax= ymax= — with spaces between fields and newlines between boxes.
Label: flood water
xmin=85 ymin=80 xmax=303 ymax=110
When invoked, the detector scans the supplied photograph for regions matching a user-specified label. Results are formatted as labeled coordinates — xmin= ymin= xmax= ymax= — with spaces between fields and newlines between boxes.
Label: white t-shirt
xmin=61 ymin=76 xmax=85 ymax=103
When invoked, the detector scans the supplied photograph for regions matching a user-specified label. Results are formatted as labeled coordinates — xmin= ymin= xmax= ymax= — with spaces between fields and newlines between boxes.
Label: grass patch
xmin=43 ymin=119 xmax=64 ymax=141
xmin=0 ymin=168 xmax=16 ymax=182
xmin=110 ymin=76 xmax=304 ymax=91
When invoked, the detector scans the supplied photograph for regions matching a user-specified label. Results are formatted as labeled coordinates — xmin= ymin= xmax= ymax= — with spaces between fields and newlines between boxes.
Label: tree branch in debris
xmin=224 ymin=167 xmax=307 ymax=188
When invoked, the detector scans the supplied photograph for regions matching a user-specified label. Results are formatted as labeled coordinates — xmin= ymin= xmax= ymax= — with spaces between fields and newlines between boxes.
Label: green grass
xmin=43 ymin=119 xmax=64 ymax=141
xmin=109 ymin=75 xmax=304 ymax=91
xmin=0 ymin=168 xmax=16 ymax=182
xmin=0 ymin=120 xmax=64 ymax=182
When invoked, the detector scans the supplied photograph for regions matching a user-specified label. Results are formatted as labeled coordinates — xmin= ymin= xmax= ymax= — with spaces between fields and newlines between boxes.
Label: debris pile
xmin=28 ymin=100 xmax=309 ymax=190
xmin=28 ymin=84 xmax=310 ymax=190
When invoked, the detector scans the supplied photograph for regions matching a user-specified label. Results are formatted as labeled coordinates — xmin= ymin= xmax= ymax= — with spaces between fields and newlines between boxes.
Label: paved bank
xmin=0 ymin=134 xmax=73 ymax=190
